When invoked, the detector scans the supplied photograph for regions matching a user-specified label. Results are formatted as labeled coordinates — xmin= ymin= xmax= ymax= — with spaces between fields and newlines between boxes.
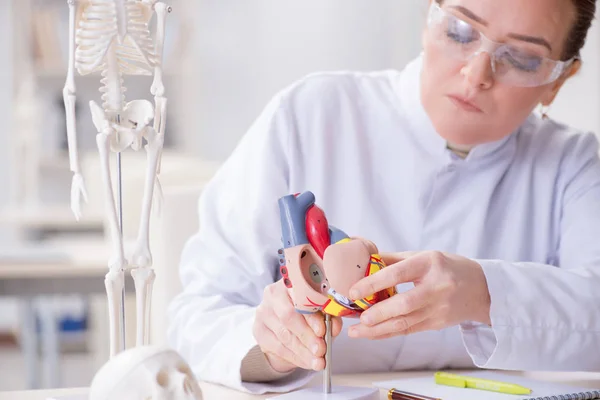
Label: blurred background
xmin=0 ymin=0 xmax=598 ymax=392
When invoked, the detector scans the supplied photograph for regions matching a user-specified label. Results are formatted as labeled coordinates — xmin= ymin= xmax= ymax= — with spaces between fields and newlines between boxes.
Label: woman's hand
xmin=253 ymin=279 xmax=343 ymax=372
xmin=347 ymin=251 xmax=491 ymax=340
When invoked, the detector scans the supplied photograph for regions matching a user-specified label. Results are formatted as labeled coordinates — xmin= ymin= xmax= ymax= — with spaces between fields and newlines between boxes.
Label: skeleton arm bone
xmin=149 ymin=2 xmax=170 ymax=211
xmin=63 ymin=0 xmax=78 ymax=174
xmin=151 ymin=3 xmax=169 ymax=99
xmin=63 ymin=0 xmax=88 ymax=220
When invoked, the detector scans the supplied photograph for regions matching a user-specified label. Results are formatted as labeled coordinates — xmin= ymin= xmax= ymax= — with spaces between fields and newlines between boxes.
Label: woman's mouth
xmin=447 ymin=95 xmax=483 ymax=113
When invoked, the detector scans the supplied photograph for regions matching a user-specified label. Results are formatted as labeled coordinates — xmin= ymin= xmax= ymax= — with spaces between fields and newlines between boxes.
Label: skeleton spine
xmin=101 ymin=47 xmax=126 ymax=113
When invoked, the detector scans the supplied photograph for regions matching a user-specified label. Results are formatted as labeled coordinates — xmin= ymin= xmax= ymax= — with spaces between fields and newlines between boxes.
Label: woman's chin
xmin=436 ymin=129 xmax=480 ymax=147
xmin=428 ymin=109 xmax=510 ymax=147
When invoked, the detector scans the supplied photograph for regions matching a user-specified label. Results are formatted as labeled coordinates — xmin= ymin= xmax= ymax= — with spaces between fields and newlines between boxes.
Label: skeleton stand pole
xmin=324 ymin=314 xmax=332 ymax=394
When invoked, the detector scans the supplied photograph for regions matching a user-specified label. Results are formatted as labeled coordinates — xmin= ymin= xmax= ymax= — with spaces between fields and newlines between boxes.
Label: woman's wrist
xmin=469 ymin=261 xmax=492 ymax=326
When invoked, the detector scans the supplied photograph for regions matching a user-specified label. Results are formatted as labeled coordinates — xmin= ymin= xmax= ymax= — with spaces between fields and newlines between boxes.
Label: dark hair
xmin=564 ymin=0 xmax=597 ymax=60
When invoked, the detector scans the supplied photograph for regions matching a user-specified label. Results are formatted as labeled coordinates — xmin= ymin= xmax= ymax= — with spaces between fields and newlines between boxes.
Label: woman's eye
xmin=446 ymin=19 xmax=477 ymax=44
xmin=506 ymin=54 xmax=542 ymax=72
xmin=511 ymin=58 xmax=542 ymax=72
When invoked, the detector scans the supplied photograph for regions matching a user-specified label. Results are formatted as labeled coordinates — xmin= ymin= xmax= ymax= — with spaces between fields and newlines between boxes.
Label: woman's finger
xmin=360 ymin=284 xmax=432 ymax=326
xmin=254 ymin=321 xmax=297 ymax=371
xmin=331 ymin=316 xmax=343 ymax=337
xmin=349 ymin=254 xmax=430 ymax=300
xmin=258 ymin=321 xmax=316 ymax=370
xmin=304 ymin=312 xmax=326 ymax=337
xmin=262 ymin=307 xmax=324 ymax=370
xmin=348 ymin=307 xmax=432 ymax=339
xmin=369 ymin=316 xmax=440 ymax=340
xmin=272 ymin=292 xmax=326 ymax=358
xmin=304 ymin=313 xmax=344 ymax=337
xmin=379 ymin=251 xmax=419 ymax=265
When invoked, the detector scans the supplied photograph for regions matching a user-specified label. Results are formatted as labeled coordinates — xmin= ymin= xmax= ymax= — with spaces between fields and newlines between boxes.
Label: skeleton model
xmin=63 ymin=0 xmax=170 ymax=358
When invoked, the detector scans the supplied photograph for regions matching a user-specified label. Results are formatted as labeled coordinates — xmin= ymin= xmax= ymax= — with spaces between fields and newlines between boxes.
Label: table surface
xmin=2 ymin=371 xmax=600 ymax=400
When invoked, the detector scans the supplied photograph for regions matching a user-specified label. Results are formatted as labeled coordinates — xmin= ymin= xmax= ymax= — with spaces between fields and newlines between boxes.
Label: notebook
xmin=373 ymin=371 xmax=600 ymax=400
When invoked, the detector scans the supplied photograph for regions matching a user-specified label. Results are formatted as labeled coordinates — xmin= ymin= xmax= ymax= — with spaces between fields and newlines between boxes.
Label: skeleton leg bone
xmin=131 ymin=127 xmax=163 ymax=268
xmin=96 ymin=123 xmax=128 ymax=357
xmin=104 ymin=268 xmax=125 ymax=357
xmin=94 ymin=107 xmax=127 ymax=271
xmin=132 ymin=120 xmax=164 ymax=345
xmin=131 ymin=266 xmax=155 ymax=346
xmin=129 ymin=126 xmax=163 ymax=346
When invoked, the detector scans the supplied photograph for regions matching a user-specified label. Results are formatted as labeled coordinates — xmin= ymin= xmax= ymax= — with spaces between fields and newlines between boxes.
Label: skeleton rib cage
xmin=75 ymin=0 xmax=158 ymax=112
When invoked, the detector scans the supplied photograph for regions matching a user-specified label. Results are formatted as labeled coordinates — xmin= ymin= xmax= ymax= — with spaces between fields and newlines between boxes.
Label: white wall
xmin=549 ymin=18 xmax=600 ymax=135
xmin=182 ymin=0 xmax=426 ymax=161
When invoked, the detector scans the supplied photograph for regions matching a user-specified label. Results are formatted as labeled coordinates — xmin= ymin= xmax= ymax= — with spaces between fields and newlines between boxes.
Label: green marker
xmin=434 ymin=372 xmax=532 ymax=395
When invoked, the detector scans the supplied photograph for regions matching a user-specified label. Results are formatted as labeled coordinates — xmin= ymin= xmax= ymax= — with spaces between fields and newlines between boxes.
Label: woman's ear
xmin=541 ymin=59 xmax=582 ymax=106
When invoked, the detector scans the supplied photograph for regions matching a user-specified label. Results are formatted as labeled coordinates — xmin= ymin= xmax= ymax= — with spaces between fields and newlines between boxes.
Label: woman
xmin=168 ymin=0 xmax=600 ymax=395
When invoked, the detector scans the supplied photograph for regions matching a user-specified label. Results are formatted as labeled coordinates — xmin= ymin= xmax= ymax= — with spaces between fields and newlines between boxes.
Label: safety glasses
xmin=426 ymin=1 xmax=577 ymax=87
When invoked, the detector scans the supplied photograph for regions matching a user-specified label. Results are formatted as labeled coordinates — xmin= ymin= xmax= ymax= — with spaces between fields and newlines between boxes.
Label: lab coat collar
xmin=396 ymin=55 xmax=517 ymax=163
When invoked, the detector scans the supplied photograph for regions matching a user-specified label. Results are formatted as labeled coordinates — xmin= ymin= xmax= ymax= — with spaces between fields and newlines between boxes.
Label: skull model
xmin=89 ymin=345 xmax=203 ymax=400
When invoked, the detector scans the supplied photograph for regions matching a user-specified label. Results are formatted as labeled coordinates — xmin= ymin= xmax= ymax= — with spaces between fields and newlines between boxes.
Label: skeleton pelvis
xmin=91 ymin=99 xmax=155 ymax=152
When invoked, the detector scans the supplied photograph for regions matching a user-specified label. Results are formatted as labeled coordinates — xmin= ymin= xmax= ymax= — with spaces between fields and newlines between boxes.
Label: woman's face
xmin=421 ymin=0 xmax=578 ymax=146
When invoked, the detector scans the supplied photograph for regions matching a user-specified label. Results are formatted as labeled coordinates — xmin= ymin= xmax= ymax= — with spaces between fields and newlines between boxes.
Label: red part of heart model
xmin=305 ymin=204 xmax=330 ymax=259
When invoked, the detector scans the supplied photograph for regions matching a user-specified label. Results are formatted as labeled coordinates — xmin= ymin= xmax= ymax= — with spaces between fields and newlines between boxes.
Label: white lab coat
xmin=167 ymin=56 xmax=600 ymax=394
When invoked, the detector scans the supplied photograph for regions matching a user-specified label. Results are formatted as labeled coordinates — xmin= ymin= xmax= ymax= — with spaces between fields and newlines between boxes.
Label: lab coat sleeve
xmin=460 ymin=132 xmax=600 ymax=371
xmin=166 ymin=91 xmax=316 ymax=394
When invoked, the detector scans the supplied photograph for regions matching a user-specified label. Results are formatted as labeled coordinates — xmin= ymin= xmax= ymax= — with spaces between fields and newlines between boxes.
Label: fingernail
xmin=312 ymin=343 xmax=320 ymax=355
xmin=349 ymin=289 xmax=359 ymax=300
xmin=348 ymin=327 xmax=358 ymax=337
xmin=312 ymin=358 xmax=321 ymax=370
xmin=312 ymin=322 xmax=321 ymax=334
xmin=361 ymin=313 xmax=372 ymax=325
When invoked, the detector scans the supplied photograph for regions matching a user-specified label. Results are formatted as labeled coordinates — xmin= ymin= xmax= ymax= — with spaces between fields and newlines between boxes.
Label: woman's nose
xmin=461 ymin=52 xmax=494 ymax=90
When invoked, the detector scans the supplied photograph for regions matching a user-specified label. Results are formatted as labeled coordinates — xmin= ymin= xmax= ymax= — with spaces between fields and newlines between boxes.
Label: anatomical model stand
xmin=63 ymin=0 xmax=169 ymax=358
xmin=272 ymin=191 xmax=396 ymax=399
